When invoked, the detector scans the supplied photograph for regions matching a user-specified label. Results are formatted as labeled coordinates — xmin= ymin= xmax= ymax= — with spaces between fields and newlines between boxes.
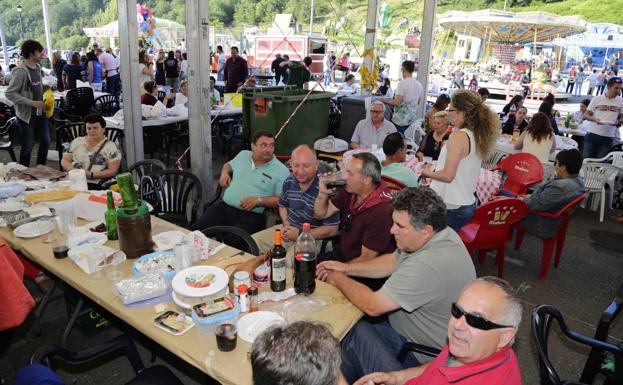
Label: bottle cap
xmin=234 ymin=271 xmax=250 ymax=280
xmin=248 ymin=286 xmax=258 ymax=295
xmin=274 ymin=228 xmax=282 ymax=245
xmin=303 ymin=223 xmax=311 ymax=231
xmin=237 ymin=284 xmax=249 ymax=294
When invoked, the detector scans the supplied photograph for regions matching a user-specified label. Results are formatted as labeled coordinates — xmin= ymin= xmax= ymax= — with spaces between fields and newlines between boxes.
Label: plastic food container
xmin=192 ymin=303 xmax=240 ymax=335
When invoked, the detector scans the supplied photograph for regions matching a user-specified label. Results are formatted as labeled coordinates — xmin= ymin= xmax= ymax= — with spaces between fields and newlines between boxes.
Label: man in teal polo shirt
xmin=192 ymin=130 xmax=289 ymax=234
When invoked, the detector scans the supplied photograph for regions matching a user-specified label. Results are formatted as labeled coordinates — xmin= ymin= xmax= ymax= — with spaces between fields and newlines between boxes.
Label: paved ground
xmin=1 ymin=121 xmax=622 ymax=384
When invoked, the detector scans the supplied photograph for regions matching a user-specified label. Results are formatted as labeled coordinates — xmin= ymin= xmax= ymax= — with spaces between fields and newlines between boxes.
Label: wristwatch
xmin=256 ymin=196 xmax=263 ymax=206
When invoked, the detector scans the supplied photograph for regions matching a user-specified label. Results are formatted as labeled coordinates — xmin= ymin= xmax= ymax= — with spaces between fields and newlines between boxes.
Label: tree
xmin=234 ymin=0 xmax=258 ymax=25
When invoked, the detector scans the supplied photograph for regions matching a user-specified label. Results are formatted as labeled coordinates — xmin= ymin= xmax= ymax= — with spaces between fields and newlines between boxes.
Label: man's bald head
xmin=290 ymin=145 xmax=318 ymax=185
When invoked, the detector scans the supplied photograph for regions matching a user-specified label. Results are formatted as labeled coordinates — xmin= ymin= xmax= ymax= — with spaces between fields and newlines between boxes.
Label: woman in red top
xmin=140 ymin=80 xmax=159 ymax=106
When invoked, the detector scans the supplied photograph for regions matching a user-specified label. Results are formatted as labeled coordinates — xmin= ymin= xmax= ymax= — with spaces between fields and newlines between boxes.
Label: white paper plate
xmin=0 ymin=201 xmax=28 ymax=212
xmin=14 ymin=220 xmax=54 ymax=238
xmin=153 ymin=230 xmax=185 ymax=251
xmin=237 ymin=311 xmax=285 ymax=343
xmin=171 ymin=265 xmax=228 ymax=298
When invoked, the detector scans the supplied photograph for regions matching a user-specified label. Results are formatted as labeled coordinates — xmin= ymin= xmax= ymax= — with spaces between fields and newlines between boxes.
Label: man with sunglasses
xmin=354 ymin=276 xmax=522 ymax=385
xmin=351 ymin=101 xmax=397 ymax=149
xmin=317 ymin=187 xmax=475 ymax=383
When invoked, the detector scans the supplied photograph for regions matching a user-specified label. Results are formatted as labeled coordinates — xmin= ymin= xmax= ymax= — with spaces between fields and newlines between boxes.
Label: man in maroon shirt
xmin=223 ymin=46 xmax=248 ymax=93
xmin=314 ymin=152 xmax=395 ymax=289
xmin=354 ymin=276 xmax=523 ymax=385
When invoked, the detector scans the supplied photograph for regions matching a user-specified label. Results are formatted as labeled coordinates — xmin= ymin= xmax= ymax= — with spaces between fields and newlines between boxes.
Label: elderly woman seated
xmin=60 ymin=113 xmax=122 ymax=188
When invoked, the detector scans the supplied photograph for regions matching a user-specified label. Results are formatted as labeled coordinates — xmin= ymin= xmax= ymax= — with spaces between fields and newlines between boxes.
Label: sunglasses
xmin=451 ymin=303 xmax=513 ymax=331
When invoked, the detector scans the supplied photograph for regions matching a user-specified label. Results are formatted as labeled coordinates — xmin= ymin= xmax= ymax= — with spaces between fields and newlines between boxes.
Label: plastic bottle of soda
xmin=294 ymin=223 xmax=316 ymax=295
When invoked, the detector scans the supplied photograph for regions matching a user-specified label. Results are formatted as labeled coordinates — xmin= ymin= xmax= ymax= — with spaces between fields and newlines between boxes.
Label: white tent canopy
xmin=84 ymin=17 xmax=185 ymax=39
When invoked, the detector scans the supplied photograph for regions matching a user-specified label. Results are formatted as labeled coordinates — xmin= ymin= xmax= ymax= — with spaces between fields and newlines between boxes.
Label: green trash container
xmin=242 ymin=86 xmax=294 ymax=138
xmin=243 ymin=88 xmax=334 ymax=156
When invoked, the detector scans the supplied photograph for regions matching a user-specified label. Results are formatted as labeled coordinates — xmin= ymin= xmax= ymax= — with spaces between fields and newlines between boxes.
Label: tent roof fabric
xmin=84 ymin=17 xmax=185 ymax=38
xmin=437 ymin=9 xmax=587 ymax=44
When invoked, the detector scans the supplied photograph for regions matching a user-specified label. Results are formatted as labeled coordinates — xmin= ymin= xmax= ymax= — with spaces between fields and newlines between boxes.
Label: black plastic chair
xmin=398 ymin=342 xmax=441 ymax=363
xmin=157 ymin=90 xmax=167 ymax=103
xmin=56 ymin=122 xmax=86 ymax=169
xmin=30 ymin=334 xmax=183 ymax=385
xmin=128 ymin=159 xmax=167 ymax=204
xmin=167 ymin=121 xmax=189 ymax=166
xmin=201 ymin=225 xmax=260 ymax=256
xmin=608 ymin=143 xmax=623 ymax=153
xmin=0 ymin=101 xmax=14 ymax=127
xmin=65 ymin=87 xmax=95 ymax=120
xmin=532 ymin=305 xmax=623 ymax=385
xmin=141 ymin=169 xmax=202 ymax=229
xmin=0 ymin=117 xmax=18 ymax=162
xmin=94 ymin=94 xmax=120 ymax=117
xmin=105 ymin=127 xmax=125 ymax=153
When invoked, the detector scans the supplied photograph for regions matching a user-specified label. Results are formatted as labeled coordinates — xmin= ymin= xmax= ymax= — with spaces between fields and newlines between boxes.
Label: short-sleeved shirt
xmin=382 ymin=227 xmax=476 ymax=352
xmin=164 ymin=58 xmax=179 ymax=78
xmin=279 ymin=175 xmax=340 ymax=230
xmin=381 ymin=163 xmax=419 ymax=187
xmin=395 ymin=77 xmax=423 ymax=108
xmin=585 ymin=94 xmax=623 ymax=137
xmin=26 ymin=66 xmax=42 ymax=102
xmin=330 ymin=189 xmax=395 ymax=260
xmin=62 ymin=64 xmax=83 ymax=89
xmin=67 ymin=137 xmax=122 ymax=183
xmin=286 ymin=61 xmax=311 ymax=89
xmin=351 ymin=118 xmax=397 ymax=148
xmin=223 ymin=150 xmax=290 ymax=214
xmin=98 ymin=52 xmax=119 ymax=77
xmin=405 ymin=346 xmax=521 ymax=385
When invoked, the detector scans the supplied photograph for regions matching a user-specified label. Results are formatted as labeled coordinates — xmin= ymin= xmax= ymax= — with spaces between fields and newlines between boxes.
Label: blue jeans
xmin=341 ymin=319 xmax=420 ymax=384
xmin=447 ymin=202 xmax=476 ymax=232
xmin=17 ymin=115 xmax=50 ymax=167
xmin=106 ymin=74 xmax=121 ymax=97
xmin=394 ymin=123 xmax=410 ymax=136
xmin=324 ymin=71 xmax=331 ymax=86
xmin=583 ymin=132 xmax=614 ymax=159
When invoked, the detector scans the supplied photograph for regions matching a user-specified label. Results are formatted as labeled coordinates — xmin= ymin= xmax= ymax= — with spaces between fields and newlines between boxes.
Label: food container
xmin=192 ymin=303 xmax=240 ymax=336
xmin=114 ymin=273 xmax=170 ymax=305
xmin=171 ymin=265 xmax=229 ymax=305
xmin=132 ymin=251 xmax=177 ymax=280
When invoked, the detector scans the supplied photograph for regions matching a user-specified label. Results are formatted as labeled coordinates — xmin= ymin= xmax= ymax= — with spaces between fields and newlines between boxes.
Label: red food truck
xmin=253 ymin=34 xmax=328 ymax=75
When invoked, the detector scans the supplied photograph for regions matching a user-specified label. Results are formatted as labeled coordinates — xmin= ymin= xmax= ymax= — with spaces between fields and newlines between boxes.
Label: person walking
xmin=164 ymin=51 xmax=180 ymax=92
xmin=97 ymin=48 xmax=121 ymax=97
xmin=5 ymin=40 xmax=51 ymax=167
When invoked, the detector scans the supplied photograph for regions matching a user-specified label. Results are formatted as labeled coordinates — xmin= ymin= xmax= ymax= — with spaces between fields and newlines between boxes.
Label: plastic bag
xmin=261 ymin=294 xmax=327 ymax=323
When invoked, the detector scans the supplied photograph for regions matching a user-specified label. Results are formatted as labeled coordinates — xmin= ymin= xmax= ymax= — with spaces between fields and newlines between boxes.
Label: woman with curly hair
xmin=514 ymin=112 xmax=556 ymax=162
xmin=422 ymin=89 xmax=499 ymax=230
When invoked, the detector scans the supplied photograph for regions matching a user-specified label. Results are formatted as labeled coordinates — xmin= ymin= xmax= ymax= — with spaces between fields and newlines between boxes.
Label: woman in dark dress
xmin=155 ymin=50 xmax=166 ymax=86
xmin=63 ymin=53 xmax=85 ymax=90
xmin=501 ymin=106 xmax=529 ymax=135
xmin=416 ymin=111 xmax=450 ymax=161
xmin=52 ymin=52 xmax=66 ymax=92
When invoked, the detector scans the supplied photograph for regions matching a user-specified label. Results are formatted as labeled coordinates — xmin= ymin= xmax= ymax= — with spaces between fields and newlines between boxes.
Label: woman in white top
xmin=138 ymin=49 xmax=154 ymax=92
xmin=422 ymin=89 xmax=499 ymax=231
xmin=514 ymin=112 xmax=556 ymax=163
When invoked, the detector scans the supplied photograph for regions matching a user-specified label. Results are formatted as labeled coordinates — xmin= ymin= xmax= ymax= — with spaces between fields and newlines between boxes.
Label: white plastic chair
xmin=583 ymin=151 xmax=623 ymax=209
xmin=581 ymin=162 xmax=621 ymax=222
xmin=556 ymin=135 xmax=579 ymax=149
xmin=404 ymin=119 xmax=425 ymax=145
xmin=482 ymin=149 xmax=510 ymax=170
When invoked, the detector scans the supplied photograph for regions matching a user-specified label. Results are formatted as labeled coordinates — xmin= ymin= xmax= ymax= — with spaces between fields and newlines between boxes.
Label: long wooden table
xmin=3 ymin=216 xmax=362 ymax=385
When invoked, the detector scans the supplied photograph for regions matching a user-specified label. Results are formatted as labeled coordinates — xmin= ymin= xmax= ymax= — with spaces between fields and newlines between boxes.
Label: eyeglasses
xmin=451 ymin=303 xmax=513 ymax=331
xmin=370 ymin=110 xmax=384 ymax=114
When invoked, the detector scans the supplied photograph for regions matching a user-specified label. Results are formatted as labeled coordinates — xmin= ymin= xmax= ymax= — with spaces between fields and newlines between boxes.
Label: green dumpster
xmin=242 ymin=86 xmax=294 ymax=138
xmin=243 ymin=88 xmax=333 ymax=156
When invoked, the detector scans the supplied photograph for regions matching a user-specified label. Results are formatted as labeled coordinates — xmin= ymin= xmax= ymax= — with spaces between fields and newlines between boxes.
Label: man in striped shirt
xmin=252 ymin=145 xmax=340 ymax=262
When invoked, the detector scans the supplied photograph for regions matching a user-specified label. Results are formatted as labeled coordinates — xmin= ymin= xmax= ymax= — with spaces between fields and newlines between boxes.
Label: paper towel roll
xmin=68 ymin=169 xmax=89 ymax=191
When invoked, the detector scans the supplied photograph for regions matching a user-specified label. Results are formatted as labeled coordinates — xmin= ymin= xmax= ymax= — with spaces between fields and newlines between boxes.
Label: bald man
xmin=354 ymin=276 xmax=522 ymax=385
xmin=252 ymin=145 xmax=340 ymax=261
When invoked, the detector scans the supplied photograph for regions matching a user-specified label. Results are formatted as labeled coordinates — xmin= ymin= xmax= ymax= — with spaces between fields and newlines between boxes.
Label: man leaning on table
xmin=192 ymin=130 xmax=289 ymax=235
xmin=354 ymin=276 xmax=522 ymax=385
xmin=252 ymin=145 xmax=339 ymax=261
xmin=351 ymin=101 xmax=397 ymax=149
xmin=316 ymin=187 xmax=476 ymax=384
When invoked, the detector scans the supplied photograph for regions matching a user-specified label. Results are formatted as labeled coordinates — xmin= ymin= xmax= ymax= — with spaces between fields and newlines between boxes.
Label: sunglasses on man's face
xmin=451 ymin=302 xmax=513 ymax=331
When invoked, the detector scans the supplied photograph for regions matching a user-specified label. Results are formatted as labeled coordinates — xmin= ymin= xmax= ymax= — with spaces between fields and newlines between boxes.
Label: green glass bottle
xmin=105 ymin=191 xmax=119 ymax=240
xmin=116 ymin=172 xmax=139 ymax=209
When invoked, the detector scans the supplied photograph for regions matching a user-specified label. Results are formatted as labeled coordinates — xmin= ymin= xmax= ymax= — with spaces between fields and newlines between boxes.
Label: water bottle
xmin=294 ymin=223 xmax=316 ymax=295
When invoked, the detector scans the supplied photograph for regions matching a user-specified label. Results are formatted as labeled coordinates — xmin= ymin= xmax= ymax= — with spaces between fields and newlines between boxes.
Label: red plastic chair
xmin=513 ymin=192 xmax=588 ymax=281
xmin=381 ymin=175 xmax=407 ymax=191
xmin=494 ymin=153 xmax=544 ymax=195
xmin=458 ymin=198 xmax=528 ymax=278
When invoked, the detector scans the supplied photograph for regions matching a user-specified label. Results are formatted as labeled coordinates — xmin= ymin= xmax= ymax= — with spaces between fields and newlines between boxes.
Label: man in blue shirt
xmin=252 ymin=145 xmax=340 ymax=260
xmin=192 ymin=130 xmax=289 ymax=234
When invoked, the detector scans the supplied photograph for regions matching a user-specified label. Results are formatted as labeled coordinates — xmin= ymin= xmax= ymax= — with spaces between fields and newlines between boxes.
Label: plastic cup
xmin=215 ymin=323 xmax=237 ymax=352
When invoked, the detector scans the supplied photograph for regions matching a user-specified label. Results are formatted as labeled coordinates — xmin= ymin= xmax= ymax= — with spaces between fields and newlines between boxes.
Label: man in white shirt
xmin=216 ymin=45 xmax=227 ymax=81
xmin=97 ymin=48 xmax=121 ymax=96
xmin=381 ymin=60 xmax=423 ymax=135
xmin=351 ymin=101 xmax=397 ymax=149
xmin=588 ymin=69 xmax=598 ymax=96
xmin=338 ymin=74 xmax=359 ymax=95
xmin=583 ymin=77 xmax=623 ymax=159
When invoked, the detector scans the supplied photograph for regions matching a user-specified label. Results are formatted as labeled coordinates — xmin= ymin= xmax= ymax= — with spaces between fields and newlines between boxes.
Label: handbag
xmin=86 ymin=139 xmax=109 ymax=172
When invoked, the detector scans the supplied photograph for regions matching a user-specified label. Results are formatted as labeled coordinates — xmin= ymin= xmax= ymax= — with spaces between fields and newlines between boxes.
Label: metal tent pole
xmin=0 ymin=16 xmax=9 ymax=68
xmin=361 ymin=0 xmax=378 ymax=96
xmin=185 ymin=0 xmax=213 ymax=203
xmin=41 ymin=0 xmax=53 ymax=69
xmin=118 ymin=0 xmax=144 ymax=165
xmin=417 ymin=0 xmax=437 ymax=118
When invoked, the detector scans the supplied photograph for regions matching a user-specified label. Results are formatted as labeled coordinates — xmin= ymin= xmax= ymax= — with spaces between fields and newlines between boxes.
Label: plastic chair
xmin=532 ymin=305 xmax=623 ymax=385
xmin=584 ymin=152 xmax=623 ymax=209
xmin=142 ymin=169 xmax=202 ymax=229
xmin=105 ymin=127 xmax=125 ymax=154
xmin=581 ymin=162 xmax=620 ymax=222
xmin=29 ymin=334 xmax=184 ymax=385
xmin=381 ymin=175 xmax=407 ymax=191
xmin=65 ymin=87 xmax=95 ymax=119
xmin=404 ymin=120 xmax=425 ymax=146
xmin=513 ymin=192 xmax=588 ymax=280
xmin=0 ymin=101 xmax=14 ymax=127
xmin=482 ymin=149 xmax=510 ymax=170
xmin=458 ymin=198 xmax=528 ymax=278
xmin=398 ymin=342 xmax=441 ymax=364
xmin=128 ymin=159 xmax=167 ymax=184
xmin=557 ymin=135 xmax=579 ymax=149
xmin=56 ymin=122 xmax=86 ymax=169
xmin=200 ymin=225 xmax=260 ymax=256
xmin=0 ymin=117 xmax=17 ymax=162
xmin=94 ymin=94 xmax=120 ymax=117
xmin=157 ymin=90 xmax=167 ymax=103
xmin=494 ymin=152 xmax=544 ymax=195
